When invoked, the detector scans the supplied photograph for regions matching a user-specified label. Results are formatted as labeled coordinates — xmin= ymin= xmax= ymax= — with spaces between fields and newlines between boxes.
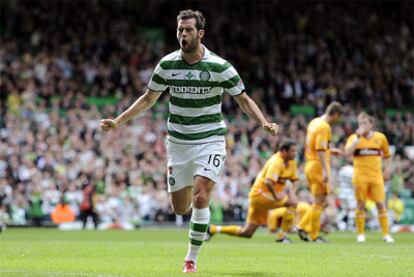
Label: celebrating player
xmin=344 ymin=112 xmax=394 ymax=243
xmin=297 ymin=102 xmax=343 ymax=242
xmin=100 ymin=9 xmax=278 ymax=273
xmin=207 ymin=140 xmax=298 ymax=243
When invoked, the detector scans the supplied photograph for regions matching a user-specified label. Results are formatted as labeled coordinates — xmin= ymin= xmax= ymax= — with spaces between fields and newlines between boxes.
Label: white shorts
xmin=166 ymin=140 xmax=226 ymax=193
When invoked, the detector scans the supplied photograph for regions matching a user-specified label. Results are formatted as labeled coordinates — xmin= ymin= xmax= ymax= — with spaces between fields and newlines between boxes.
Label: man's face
xmin=358 ymin=116 xmax=373 ymax=134
xmin=177 ymin=18 xmax=203 ymax=53
xmin=331 ymin=113 xmax=342 ymax=124
xmin=282 ymin=145 xmax=297 ymax=161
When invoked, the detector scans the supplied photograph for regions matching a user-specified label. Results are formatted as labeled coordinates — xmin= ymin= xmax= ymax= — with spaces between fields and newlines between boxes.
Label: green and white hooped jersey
xmin=148 ymin=45 xmax=245 ymax=144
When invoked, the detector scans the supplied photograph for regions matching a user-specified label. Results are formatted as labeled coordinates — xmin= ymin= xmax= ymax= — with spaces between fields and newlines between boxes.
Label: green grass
xmin=1 ymin=228 xmax=413 ymax=277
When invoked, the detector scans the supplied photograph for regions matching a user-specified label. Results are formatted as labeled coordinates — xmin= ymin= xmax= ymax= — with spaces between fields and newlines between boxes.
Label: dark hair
xmin=326 ymin=101 xmax=344 ymax=116
xmin=279 ymin=140 xmax=297 ymax=152
xmin=177 ymin=9 xmax=206 ymax=30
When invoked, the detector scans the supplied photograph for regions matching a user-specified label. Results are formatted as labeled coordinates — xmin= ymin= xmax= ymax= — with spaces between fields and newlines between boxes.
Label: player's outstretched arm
xmin=233 ymin=93 xmax=278 ymax=135
xmin=100 ymin=89 xmax=163 ymax=131
xmin=330 ymin=147 xmax=343 ymax=156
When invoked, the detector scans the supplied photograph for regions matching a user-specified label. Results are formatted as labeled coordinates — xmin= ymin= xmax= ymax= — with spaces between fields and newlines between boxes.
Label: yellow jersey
xmin=345 ymin=131 xmax=390 ymax=178
xmin=305 ymin=117 xmax=332 ymax=163
xmin=250 ymin=152 xmax=298 ymax=195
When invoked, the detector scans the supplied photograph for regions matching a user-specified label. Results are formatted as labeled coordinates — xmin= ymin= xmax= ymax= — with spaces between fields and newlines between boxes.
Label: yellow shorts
xmin=353 ymin=176 xmax=385 ymax=202
xmin=247 ymin=191 xmax=288 ymax=225
xmin=305 ymin=160 xmax=330 ymax=196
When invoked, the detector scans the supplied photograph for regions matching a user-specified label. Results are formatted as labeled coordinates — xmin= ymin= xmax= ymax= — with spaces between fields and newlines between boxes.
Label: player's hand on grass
xmin=263 ymin=122 xmax=279 ymax=136
xmin=100 ymin=119 xmax=119 ymax=131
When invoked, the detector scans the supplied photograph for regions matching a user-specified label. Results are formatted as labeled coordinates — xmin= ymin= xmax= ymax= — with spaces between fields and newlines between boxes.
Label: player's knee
xmin=287 ymin=198 xmax=298 ymax=207
xmin=239 ymin=230 xmax=254 ymax=238
xmin=376 ymin=201 xmax=385 ymax=210
xmin=315 ymin=199 xmax=325 ymax=207
xmin=193 ymin=192 xmax=209 ymax=208
xmin=245 ymin=232 xmax=254 ymax=238
xmin=357 ymin=201 xmax=365 ymax=211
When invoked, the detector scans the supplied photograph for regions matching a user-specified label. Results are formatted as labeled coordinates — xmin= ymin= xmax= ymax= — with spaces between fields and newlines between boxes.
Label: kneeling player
xmin=208 ymin=140 xmax=298 ymax=243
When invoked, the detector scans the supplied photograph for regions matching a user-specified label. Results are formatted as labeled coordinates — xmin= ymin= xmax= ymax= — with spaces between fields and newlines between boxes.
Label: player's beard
xmin=180 ymin=37 xmax=198 ymax=53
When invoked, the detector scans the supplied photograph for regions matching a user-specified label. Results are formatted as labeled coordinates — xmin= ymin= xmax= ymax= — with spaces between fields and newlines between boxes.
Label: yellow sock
xmin=355 ymin=209 xmax=365 ymax=235
xmin=298 ymin=207 xmax=313 ymax=231
xmin=310 ymin=204 xmax=323 ymax=241
xmin=213 ymin=225 xmax=242 ymax=236
xmin=378 ymin=209 xmax=389 ymax=236
xmin=281 ymin=207 xmax=296 ymax=233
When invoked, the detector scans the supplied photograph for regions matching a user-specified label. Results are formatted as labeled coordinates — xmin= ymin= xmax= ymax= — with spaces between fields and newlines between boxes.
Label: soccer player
xmin=207 ymin=140 xmax=299 ymax=243
xmin=297 ymin=102 xmax=343 ymax=243
xmin=344 ymin=112 xmax=394 ymax=243
xmin=100 ymin=10 xmax=278 ymax=273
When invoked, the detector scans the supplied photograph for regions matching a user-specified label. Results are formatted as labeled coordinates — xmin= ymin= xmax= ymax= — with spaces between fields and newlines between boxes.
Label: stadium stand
xmin=0 ymin=1 xmax=413 ymax=229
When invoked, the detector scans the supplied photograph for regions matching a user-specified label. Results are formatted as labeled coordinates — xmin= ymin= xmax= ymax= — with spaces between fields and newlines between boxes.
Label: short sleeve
xmin=345 ymin=134 xmax=357 ymax=149
xmin=148 ymin=63 xmax=168 ymax=92
xmin=315 ymin=126 xmax=329 ymax=151
xmin=221 ymin=63 xmax=245 ymax=96
xmin=264 ymin=159 xmax=284 ymax=183
xmin=381 ymin=133 xmax=391 ymax=158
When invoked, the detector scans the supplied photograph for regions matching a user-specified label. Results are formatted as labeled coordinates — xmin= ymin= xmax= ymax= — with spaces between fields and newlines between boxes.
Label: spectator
xmin=51 ymin=197 xmax=76 ymax=224
xmin=0 ymin=1 xmax=413 ymax=227
xmin=28 ymin=186 xmax=44 ymax=227
xmin=80 ymin=183 xmax=99 ymax=229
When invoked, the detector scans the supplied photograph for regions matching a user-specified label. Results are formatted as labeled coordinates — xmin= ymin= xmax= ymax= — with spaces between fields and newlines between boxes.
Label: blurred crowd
xmin=0 ymin=1 xmax=413 ymax=229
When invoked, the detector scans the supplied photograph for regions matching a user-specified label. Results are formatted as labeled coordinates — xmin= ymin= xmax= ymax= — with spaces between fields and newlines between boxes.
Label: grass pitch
xmin=1 ymin=228 xmax=413 ymax=277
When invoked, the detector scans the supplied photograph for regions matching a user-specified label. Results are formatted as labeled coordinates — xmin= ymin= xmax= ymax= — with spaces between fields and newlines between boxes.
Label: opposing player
xmin=344 ymin=112 xmax=394 ymax=243
xmin=297 ymin=102 xmax=343 ymax=242
xmin=100 ymin=10 xmax=278 ymax=273
xmin=207 ymin=140 xmax=298 ymax=243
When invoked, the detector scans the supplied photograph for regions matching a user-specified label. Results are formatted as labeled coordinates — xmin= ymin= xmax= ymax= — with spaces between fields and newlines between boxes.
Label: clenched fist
xmin=100 ymin=119 xmax=119 ymax=132
xmin=262 ymin=122 xmax=279 ymax=136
